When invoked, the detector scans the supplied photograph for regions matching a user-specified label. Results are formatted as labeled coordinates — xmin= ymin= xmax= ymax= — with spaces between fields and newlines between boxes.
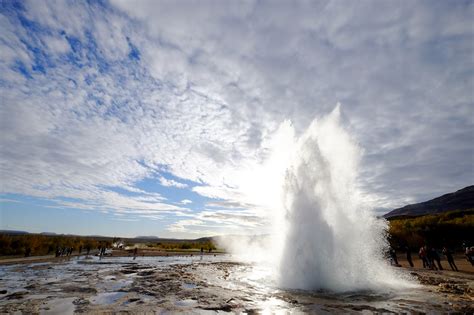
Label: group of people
xmin=200 ymin=247 xmax=212 ymax=254
xmin=55 ymin=246 xmax=75 ymax=257
xmin=55 ymin=245 xmax=91 ymax=258
xmin=417 ymin=246 xmax=458 ymax=271
xmin=98 ymin=246 xmax=108 ymax=259
xmin=389 ymin=244 xmax=474 ymax=272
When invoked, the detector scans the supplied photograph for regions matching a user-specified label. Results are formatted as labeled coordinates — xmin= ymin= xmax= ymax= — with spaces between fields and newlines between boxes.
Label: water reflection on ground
xmin=0 ymin=255 xmax=472 ymax=313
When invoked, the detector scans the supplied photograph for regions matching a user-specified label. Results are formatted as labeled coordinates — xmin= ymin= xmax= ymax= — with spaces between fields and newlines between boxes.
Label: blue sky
xmin=0 ymin=0 xmax=473 ymax=238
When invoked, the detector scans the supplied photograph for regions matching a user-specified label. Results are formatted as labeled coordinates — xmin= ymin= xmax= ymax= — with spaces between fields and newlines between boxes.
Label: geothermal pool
xmin=0 ymin=255 xmax=472 ymax=313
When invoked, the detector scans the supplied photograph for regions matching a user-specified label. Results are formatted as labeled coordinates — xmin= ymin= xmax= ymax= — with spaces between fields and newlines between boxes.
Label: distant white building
xmin=112 ymin=241 xmax=124 ymax=249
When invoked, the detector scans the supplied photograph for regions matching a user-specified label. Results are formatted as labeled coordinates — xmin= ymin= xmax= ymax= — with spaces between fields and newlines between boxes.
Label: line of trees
xmin=388 ymin=209 xmax=474 ymax=250
xmin=154 ymin=241 xmax=217 ymax=251
xmin=0 ymin=233 xmax=218 ymax=257
xmin=0 ymin=234 xmax=111 ymax=257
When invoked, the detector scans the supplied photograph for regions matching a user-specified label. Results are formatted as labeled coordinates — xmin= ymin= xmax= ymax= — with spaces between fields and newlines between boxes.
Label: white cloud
xmin=167 ymin=219 xmax=205 ymax=233
xmin=166 ymin=208 xmax=267 ymax=237
xmin=158 ymin=176 xmax=188 ymax=189
xmin=43 ymin=35 xmax=70 ymax=54
xmin=0 ymin=1 xmax=473 ymax=237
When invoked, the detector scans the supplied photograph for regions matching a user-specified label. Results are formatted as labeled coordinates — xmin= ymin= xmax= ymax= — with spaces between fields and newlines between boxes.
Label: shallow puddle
xmin=89 ymin=292 xmax=127 ymax=305
xmin=39 ymin=297 xmax=75 ymax=315
xmin=175 ymin=299 xmax=198 ymax=307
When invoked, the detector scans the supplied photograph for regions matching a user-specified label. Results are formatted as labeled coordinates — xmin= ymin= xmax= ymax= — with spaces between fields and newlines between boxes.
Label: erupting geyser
xmin=276 ymin=105 xmax=410 ymax=291
xmin=222 ymin=105 xmax=414 ymax=292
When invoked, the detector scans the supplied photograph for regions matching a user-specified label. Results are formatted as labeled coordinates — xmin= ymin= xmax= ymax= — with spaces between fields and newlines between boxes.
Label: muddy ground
xmin=0 ymin=255 xmax=473 ymax=314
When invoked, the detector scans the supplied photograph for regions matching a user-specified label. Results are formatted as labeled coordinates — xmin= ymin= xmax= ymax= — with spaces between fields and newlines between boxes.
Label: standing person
xmin=442 ymin=247 xmax=458 ymax=271
xmin=133 ymin=247 xmax=138 ymax=260
xmin=466 ymin=246 xmax=474 ymax=266
xmin=389 ymin=247 xmax=399 ymax=266
xmin=99 ymin=247 xmax=106 ymax=260
xmin=432 ymin=248 xmax=443 ymax=270
xmin=405 ymin=246 xmax=414 ymax=267
xmin=419 ymin=246 xmax=427 ymax=268
xmin=426 ymin=246 xmax=437 ymax=270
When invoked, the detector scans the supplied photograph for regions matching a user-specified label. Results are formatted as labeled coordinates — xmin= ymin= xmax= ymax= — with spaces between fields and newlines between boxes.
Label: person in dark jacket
xmin=442 ymin=247 xmax=458 ymax=271
xmin=405 ymin=246 xmax=413 ymax=267
xmin=426 ymin=246 xmax=437 ymax=270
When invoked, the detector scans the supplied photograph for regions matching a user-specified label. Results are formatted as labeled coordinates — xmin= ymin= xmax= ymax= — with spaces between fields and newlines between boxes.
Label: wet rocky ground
xmin=0 ymin=255 xmax=473 ymax=314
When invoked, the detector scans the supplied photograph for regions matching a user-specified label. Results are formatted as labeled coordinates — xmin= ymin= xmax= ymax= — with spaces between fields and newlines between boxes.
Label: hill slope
xmin=384 ymin=185 xmax=474 ymax=219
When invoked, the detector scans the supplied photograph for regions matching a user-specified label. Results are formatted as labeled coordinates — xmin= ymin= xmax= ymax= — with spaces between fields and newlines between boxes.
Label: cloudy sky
xmin=0 ymin=0 xmax=472 ymax=238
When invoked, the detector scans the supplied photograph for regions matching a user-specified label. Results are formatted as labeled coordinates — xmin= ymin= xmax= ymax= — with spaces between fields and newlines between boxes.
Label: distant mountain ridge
xmin=384 ymin=185 xmax=474 ymax=219
xmin=0 ymin=230 xmax=29 ymax=235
